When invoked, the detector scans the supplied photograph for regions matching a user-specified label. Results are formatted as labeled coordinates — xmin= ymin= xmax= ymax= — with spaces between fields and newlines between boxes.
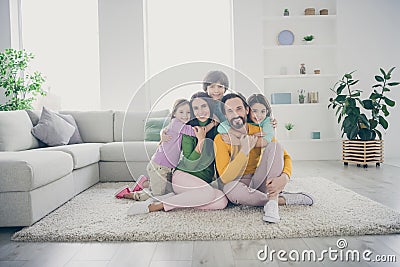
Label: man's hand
xmin=253 ymin=132 xmax=266 ymax=137
xmin=239 ymin=135 xmax=258 ymax=155
xmin=266 ymin=173 xmax=289 ymax=198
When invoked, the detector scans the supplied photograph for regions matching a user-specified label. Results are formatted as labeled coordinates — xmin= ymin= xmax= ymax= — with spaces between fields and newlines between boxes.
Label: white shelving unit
xmin=262 ymin=0 xmax=340 ymax=160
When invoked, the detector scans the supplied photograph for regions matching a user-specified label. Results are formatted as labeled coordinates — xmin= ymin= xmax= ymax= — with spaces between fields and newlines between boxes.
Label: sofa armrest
xmin=0 ymin=150 xmax=73 ymax=192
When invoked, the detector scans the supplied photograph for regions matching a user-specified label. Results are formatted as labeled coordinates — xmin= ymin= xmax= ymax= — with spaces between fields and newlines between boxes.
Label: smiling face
xmin=173 ymin=103 xmax=191 ymax=123
xmin=249 ymin=103 xmax=267 ymax=124
xmin=206 ymin=83 xmax=225 ymax=100
xmin=191 ymin=98 xmax=211 ymax=123
xmin=224 ymin=97 xmax=249 ymax=130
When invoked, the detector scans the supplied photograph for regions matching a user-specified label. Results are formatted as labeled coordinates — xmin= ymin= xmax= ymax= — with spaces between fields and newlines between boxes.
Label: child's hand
xmin=228 ymin=128 xmax=242 ymax=139
xmin=221 ymin=133 xmax=241 ymax=145
xmin=160 ymin=128 xmax=172 ymax=142
xmin=212 ymin=114 xmax=220 ymax=123
xmin=270 ymin=117 xmax=278 ymax=129
xmin=204 ymin=119 xmax=219 ymax=133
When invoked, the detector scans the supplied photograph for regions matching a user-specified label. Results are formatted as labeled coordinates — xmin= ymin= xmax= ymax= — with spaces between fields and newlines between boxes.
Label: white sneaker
xmin=263 ymin=199 xmax=280 ymax=223
xmin=280 ymin=192 xmax=314 ymax=206
xmin=127 ymin=198 xmax=154 ymax=215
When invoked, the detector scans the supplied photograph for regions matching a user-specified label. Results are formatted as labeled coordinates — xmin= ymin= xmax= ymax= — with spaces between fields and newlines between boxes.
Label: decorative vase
xmin=299 ymin=97 xmax=305 ymax=104
xmin=286 ymin=130 xmax=292 ymax=139
xmin=302 ymin=40 xmax=314 ymax=45
xmin=300 ymin=64 xmax=306 ymax=74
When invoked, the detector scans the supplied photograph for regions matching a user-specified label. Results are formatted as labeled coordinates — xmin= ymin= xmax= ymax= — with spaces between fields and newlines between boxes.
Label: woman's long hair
xmin=187 ymin=92 xmax=217 ymax=140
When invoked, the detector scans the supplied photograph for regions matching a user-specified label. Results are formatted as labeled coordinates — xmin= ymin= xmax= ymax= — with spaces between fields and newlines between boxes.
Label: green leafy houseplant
xmin=284 ymin=122 xmax=295 ymax=131
xmin=328 ymin=67 xmax=399 ymax=140
xmin=303 ymin=35 xmax=315 ymax=42
xmin=0 ymin=48 xmax=46 ymax=111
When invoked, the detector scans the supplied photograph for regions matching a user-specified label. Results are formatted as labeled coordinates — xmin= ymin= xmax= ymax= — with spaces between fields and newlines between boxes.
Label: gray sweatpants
xmin=222 ymin=142 xmax=284 ymax=206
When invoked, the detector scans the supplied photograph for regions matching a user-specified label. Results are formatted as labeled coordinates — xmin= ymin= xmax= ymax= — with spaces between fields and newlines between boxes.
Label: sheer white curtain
xmin=21 ymin=0 xmax=100 ymax=111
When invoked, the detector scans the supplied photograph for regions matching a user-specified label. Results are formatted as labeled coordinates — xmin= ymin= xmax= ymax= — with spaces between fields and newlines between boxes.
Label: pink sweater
xmin=151 ymin=118 xmax=196 ymax=168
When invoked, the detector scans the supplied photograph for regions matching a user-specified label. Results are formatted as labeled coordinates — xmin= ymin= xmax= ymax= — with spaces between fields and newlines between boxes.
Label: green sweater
xmin=176 ymin=121 xmax=216 ymax=183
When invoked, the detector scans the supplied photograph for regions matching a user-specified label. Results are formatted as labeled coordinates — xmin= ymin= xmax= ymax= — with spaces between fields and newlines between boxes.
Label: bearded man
xmin=213 ymin=93 xmax=313 ymax=223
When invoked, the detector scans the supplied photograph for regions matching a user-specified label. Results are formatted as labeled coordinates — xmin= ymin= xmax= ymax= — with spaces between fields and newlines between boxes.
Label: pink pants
xmin=223 ymin=142 xmax=284 ymax=207
xmin=162 ymin=170 xmax=228 ymax=211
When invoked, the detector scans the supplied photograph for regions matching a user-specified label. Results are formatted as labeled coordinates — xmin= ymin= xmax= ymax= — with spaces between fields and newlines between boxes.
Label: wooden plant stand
xmin=342 ymin=140 xmax=384 ymax=168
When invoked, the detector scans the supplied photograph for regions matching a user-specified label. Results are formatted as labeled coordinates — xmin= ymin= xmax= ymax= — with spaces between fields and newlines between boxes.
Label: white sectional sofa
xmin=0 ymin=109 xmax=169 ymax=227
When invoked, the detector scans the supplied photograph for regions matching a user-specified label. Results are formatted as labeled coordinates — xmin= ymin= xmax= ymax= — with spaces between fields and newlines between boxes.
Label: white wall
xmin=21 ymin=0 xmax=100 ymax=111
xmin=0 ymin=0 xmax=11 ymax=105
xmin=144 ymin=0 xmax=234 ymax=111
xmin=98 ymin=0 xmax=147 ymax=112
xmin=337 ymin=0 xmax=400 ymax=158
xmin=0 ymin=0 xmax=11 ymax=52
xmin=232 ymin=0 xmax=263 ymax=94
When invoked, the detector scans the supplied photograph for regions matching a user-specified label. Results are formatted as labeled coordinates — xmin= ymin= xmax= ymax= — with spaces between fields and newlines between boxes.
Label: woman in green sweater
xmin=128 ymin=92 xmax=228 ymax=215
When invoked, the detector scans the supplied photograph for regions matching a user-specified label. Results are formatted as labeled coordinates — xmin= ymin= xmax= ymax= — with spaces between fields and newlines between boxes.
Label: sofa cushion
xmin=100 ymin=141 xmax=158 ymax=162
xmin=26 ymin=109 xmax=83 ymax=145
xmin=0 ymin=111 xmax=39 ymax=151
xmin=144 ymin=117 xmax=170 ymax=141
xmin=0 ymin=150 xmax=73 ymax=192
xmin=32 ymin=107 xmax=76 ymax=146
xmin=114 ymin=110 xmax=170 ymax=142
xmin=60 ymin=110 xmax=114 ymax=143
xmin=37 ymin=143 xmax=103 ymax=169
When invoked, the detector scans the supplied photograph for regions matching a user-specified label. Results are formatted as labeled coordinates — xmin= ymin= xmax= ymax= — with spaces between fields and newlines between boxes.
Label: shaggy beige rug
xmin=12 ymin=177 xmax=400 ymax=242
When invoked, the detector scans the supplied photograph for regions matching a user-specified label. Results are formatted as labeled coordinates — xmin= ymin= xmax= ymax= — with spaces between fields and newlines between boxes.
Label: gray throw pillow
xmin=26 ymin=109 xmax=83 ymax=144
xmin=31 ymin=107 xmax=75 ymax=146
xmin=57 ymin=113 xmax=83 ymax=144
xmin=25 ymin=109 xmax=41 ymax=126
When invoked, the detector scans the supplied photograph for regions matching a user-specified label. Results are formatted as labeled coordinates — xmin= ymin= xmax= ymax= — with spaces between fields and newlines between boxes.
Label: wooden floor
xmin=1 ymin=160 xmax=400 ymax=267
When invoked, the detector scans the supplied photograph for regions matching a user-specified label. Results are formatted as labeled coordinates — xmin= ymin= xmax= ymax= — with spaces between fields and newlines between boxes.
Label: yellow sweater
xmin=214 ymin=123 xmax=292 ymax=184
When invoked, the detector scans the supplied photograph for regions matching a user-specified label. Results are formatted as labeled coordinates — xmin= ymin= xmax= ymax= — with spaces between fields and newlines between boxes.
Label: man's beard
xmin=229 ymin=116 xmax=246 ymax=129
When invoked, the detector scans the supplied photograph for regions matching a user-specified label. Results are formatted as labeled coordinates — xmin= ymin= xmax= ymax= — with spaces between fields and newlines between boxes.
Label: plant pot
xmin=299 ymin=98 xmax=305 ymax=104
xmin=342 ymin=140 xmax=384 ymax=168
xmin=302 ymin=40 xmax=314 ymax=45
xmin=358 ymin=128 xmax=376 ymax=141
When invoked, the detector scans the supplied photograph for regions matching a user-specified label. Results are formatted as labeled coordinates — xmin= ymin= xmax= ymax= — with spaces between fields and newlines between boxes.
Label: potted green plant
xmin=0 ymin=48 xmax=46 ymax=111
xmin=302 ymin=35 xmax=315 ymax=44
xmin=283 ymin=9 xmax=289 ymax=16
xmin=298 ymin=89 xmax=306 ymax=104
xmin=328 ymin=67 xmax=398 ymax=140
xmin=284 ymin=122 xmax=295 ymax=138
xmin=328 ymin=67 xmax=399 ymax=167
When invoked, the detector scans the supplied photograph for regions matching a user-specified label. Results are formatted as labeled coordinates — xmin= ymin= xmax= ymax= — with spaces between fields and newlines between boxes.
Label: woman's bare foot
xmin=148 ymin=202 xmax=164 ymax=212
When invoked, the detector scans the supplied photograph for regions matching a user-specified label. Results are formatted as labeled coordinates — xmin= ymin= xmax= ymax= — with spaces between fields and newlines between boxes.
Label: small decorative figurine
xmin=300 ymin=64 xmax=306 ymax=74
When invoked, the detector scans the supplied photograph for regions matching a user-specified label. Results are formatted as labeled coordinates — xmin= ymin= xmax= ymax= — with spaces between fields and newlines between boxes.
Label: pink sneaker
xmin=132 ymin=175 xmax=149 ymax=192
xmin=115 ymin=187 xmax=131 ymax=199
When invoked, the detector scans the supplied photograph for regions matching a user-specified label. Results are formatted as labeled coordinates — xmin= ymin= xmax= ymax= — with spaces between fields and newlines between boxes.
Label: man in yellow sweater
xmin=214 ymin=93 xmax=313 ymax=223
